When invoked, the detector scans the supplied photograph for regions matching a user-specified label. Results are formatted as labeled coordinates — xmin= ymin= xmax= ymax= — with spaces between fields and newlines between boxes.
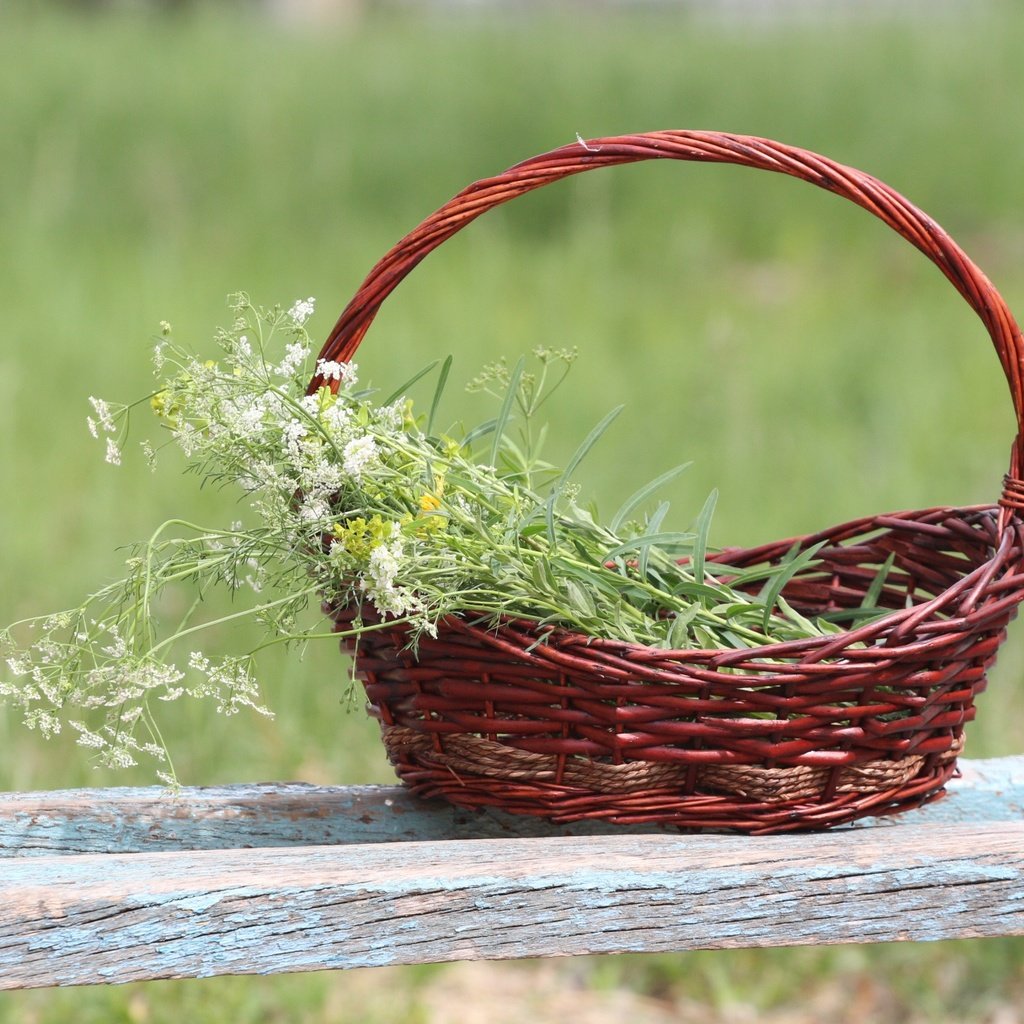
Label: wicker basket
xmin=314 ymin=131 xmax=1024 ymax=834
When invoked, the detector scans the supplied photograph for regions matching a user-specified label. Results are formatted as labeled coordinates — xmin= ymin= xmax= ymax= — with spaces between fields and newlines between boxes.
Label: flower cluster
xmin=0 ymin=293 xmax=886 ymax=780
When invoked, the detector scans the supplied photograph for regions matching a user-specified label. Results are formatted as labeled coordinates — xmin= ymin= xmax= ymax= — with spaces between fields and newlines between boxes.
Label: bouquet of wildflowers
xmin=0 ymin=294 xmax=885 ymax=781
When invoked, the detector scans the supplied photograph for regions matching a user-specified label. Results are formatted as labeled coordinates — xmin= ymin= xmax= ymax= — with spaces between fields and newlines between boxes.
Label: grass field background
xmin=2 ymin=2 xmax=1024 ymax=1020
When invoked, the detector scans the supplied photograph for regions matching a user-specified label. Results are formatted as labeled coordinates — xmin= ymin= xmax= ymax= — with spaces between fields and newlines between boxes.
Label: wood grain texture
xmin=0 ymin=823 xmax=1021 ymax=989
xmin=0 ymin=757 xmax=1021 ymax=989
xmin=1 ymin=756 xmax=1022 ymax=858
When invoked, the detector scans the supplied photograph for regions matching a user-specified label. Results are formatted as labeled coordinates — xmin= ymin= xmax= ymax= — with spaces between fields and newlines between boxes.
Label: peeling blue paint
xmin=0 ymin=762 xmax=1022 ymax=989
xmin=2 ymin=755 xmax=1022 ymax=860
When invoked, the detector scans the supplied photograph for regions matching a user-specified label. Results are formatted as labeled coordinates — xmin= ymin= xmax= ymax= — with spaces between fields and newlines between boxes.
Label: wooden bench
xmin=1 ymin=755 xmax=1022 ymax=990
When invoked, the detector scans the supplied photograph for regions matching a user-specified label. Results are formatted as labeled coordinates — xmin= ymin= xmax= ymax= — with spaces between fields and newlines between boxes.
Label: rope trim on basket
xmin=381 ymin=726 xmax=964 ymax=804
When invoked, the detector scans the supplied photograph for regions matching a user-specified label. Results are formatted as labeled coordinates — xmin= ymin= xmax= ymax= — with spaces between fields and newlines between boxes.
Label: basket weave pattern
xmin=316 ymin=132 xmax=1024 ymax=833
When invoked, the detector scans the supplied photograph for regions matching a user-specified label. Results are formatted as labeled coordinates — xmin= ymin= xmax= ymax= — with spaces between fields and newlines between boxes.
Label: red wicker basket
xmin=315 ymin=131 xmax=1024 ymax=833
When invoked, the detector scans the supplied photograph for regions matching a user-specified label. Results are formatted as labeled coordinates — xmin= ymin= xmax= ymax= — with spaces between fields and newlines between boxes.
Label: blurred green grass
xmin=2 ymin=2 xmax=1024 ymax=1021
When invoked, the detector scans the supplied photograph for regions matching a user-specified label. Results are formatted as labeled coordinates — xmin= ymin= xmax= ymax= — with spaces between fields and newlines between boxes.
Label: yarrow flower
xmin=288 ymin=296 xmax=316 ymax=326
xmin=316 ymin=359 xmax=344 ymax=381
xmin=342 ymin=435 xmax=378 ymax=478
xmin=88 ymin=396 xmax=116 ymax=434
xmin=276 ymin=341 xmax=310 ymax=378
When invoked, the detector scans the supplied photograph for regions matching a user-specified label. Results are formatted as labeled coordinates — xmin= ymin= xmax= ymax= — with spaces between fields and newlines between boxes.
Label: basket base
xmin=381 ymin=726 xmax=960 ymax=834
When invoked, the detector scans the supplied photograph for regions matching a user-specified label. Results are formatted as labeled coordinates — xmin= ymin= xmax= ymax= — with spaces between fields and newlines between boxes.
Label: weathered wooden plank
xmin=1 ymin=755 xmax=1021 ymax=857
xmin=0 ymin=822 xmax=1021 ymax=989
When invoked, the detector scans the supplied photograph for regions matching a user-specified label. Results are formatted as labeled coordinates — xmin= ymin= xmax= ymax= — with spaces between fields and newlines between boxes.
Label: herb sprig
xmin=0 ymin=295 xmax=885 ymax=779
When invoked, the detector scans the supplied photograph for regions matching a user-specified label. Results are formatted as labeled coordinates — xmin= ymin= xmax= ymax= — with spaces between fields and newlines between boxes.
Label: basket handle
xmin=313 ymin=129 xmax=1024 ymax=503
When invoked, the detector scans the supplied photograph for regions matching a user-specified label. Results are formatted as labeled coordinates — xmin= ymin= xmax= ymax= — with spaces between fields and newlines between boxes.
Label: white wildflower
xmin=5 ymin=657 xmax=29 ymax=677
xmin=316 ymin=359 xmax=343 ymax=381
xmin=281 ymin=417 xmax=308 ymax=459
xmin=277 ymin=341 xmax=310 ymax=377
xmin=69 ymin=722 xmax=106 ymax=749
xmin=298 ymin=394 xmax=320 ymax=416
xmin=175 ymin=422 xmax=198 ymax=457
xmin=378 ymin=400 xmax=405 ymax=432
xmin=363 ymin=524 xmax=419 ymax=618
xmin=86 ymin=416 xmax=99 ymax=439
xmin=153 ymin=342 xmax=166 ymax=371
xmin=368 ymin=540 xmax=402 ymax=590
xmin=104 ymin=438 xmax=122 ymax=466
xmin=320 ymin=400 xmax=351 ymax=434
xmin=342 ymin=435 xmax=378 ymax=478
xmin=223 ymin=397 xmax=265 ymax=436
xmin=297 ymin=496 xmax=332 ymax=525
xmin=187 ymin=657 xmax=273 ymax=718
xmin=88 ymin=396 xmax=116 ymax=433
xmin=303 ymin=456 xmax=343 ymax=496
xmin=25 ymin=710 xmax=62 ymax=737
xmin=244 ymin=557 xmax=265 ymax=593
xmin=188 ymin=652 xmax=211 ymax=673
xmin=101 ymin=629 xmax=128 ymax=659
xmin=101 ymin=747 xmax=138 ymax=769
xmin=288 ymin=296 xmax=316 ymax=326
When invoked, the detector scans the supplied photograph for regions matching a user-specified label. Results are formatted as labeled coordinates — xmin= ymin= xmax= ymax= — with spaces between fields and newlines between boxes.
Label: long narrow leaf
xmin=691 ymin=489 xmax=718 ymax=586
xmin=426 ymin=354 xmax=453 ymax=435
xmin=862 ymin=552 xmax=896 ymax=609
xmin=545 ymin=491 xmax=557 ymax=545
xmin=380 ymin=361 xmax=439 ymax=406
xmin=463 ymin=418 xmax=497 ymax=449
xmin=556 ymin=405 xmax=624 ymax=490
xmin=610 ymin=462 xmax=692 ymax=534
xmin=667 ymin=604 xmax=699 ymax=649
xmin=605 ymin=531 xmax=695 ymax=562
xmin=490 ymin=356 xmax=525 ymax=468
xmin=639 ymin=500 xmax=671 ymax=581
xmin=760 ymin=540 xmax=826 ymax=632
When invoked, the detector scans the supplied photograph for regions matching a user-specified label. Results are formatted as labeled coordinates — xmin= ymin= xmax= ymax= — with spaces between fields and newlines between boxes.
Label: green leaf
xmin=604 ymin=532 xmax=695 ymax=562
xmin=691 ymin=489 xmax=718 ymax=586
xmin=565 ymin=580 xmax=596 ymax=619
xmin=667 ymin=604 xmax=699 ymax=649
xmin=462 ymin=418 xmax=497 ymax=448
xmin=610 ymin=462 xmax=692 ymax=534
xmin=427 ymin=355 xmax=453 ymax=435
xmin=490 ymin=356 xmax=525 ymax=469
xmin=776 ymin=595 xmax=820 ymax=635
xmin=545 ymin=491 xmax=557 ymax=545
xmin=556 ymin=405 xmax=624 ymax=491
xmin=520 ymin=523 xmax=548 ymax=539
xmin=639 ymin=500 xmax=671 ymax=581
xmin=862 ymin=552 xmax=896 ymax=609
xmin=760 ymin=540 xmax=826 ymax=633
xmin=381 ymin=360 xmax=439 ymax=407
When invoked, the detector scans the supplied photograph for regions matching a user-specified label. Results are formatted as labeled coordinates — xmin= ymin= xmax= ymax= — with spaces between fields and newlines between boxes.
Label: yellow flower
xmin=330 ymin=515 xmax=394 ymax=562
xmin=150 ymin=389 xmax=180 ymax=423
xmin=419 ymin=493 xmax=442 ymax=513
xmin=401 ymin=398 xmax=417 ymax=431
